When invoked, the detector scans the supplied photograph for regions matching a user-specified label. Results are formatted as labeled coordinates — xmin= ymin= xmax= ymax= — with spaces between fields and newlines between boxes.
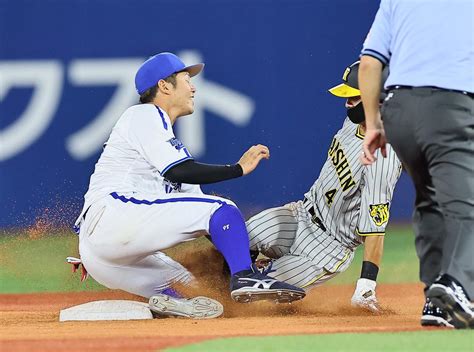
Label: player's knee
xmin=208 ymin=204 xmax=250 ymax=242
xmin=210 ymin=204 xmax=245 ymax=228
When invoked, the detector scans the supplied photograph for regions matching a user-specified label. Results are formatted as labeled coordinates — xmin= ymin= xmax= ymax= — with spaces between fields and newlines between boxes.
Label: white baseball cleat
xmin=149 ymin=294 xmax=224 ymax=319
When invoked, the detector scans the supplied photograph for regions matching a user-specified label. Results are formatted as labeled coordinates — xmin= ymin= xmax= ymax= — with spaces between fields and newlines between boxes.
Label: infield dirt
xmin=0 ymin=282 xmax=437 ymax=352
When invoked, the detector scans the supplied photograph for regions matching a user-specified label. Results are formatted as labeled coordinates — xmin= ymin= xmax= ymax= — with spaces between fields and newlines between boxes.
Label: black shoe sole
xmin=231 ymin=288 xmax=306 ymax=304
xmin=427 ymin=286 xmax=474 ymax=329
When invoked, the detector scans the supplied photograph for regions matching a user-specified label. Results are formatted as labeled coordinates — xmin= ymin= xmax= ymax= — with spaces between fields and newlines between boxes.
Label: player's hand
xmin=351 ymin=278 xmax=380 ymax=313
xmin=360 ymin=121 xmax=387 ymax=165
xmin=238 ymin=144 xmax=270 ymax=175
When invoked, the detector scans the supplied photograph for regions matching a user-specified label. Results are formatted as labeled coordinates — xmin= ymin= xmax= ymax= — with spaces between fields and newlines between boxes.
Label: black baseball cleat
xmin=421 ymin=298 xmax=453 ymax=328
xmin=426 ymin=274 xmax=474 ymax=329
xmin=230 ymin=263 xmax=306 ymax=304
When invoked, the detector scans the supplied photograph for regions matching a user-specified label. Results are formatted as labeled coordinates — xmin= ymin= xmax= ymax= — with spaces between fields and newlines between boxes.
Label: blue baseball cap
xmin=135 ymin=52 xmax=204 ymax=94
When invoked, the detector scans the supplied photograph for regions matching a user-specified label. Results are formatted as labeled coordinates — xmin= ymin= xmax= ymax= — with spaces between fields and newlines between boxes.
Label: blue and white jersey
xmin=75 ymin=104 xmax=201 ymax=227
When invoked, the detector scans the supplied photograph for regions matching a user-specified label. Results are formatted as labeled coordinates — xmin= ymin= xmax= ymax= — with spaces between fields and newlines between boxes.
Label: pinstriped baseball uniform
xmin=247 ymin=117 xmax=402 ymax=290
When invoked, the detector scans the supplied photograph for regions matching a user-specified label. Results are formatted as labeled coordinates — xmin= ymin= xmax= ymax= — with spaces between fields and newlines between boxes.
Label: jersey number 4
xmin=325 ymin=189 xmax=337 ymax=207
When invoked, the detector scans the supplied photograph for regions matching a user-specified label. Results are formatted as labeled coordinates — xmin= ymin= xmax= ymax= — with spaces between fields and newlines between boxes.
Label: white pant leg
xmin=78 ymin=192 xmax=235 ymax=297
xmin=81 ymin=192 xmax=235 ymax=262
xmin=80 ymin=240 xmax=192 ymax=298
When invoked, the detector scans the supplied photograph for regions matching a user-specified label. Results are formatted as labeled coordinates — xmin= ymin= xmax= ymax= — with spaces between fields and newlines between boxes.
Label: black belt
xmin=303 ymin=198 xmax=326 ymax=232
xmin=388 ymin=85 xmax=474 ymax=98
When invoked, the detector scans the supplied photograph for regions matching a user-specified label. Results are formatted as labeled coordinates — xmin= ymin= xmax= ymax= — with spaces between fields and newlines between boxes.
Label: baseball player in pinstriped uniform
xmin=246 ymin=61 xmax=401 ymax=311
xmin=74 ymin=53 xmax=305 ymax=320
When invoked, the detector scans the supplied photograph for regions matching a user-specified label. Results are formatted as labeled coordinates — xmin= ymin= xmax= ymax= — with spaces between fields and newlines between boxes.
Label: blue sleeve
xmin=361 ymin=0 xmax=392 ymax=65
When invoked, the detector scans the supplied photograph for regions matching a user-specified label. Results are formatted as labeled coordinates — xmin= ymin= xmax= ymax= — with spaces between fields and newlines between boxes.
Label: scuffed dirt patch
xmin=0 ymin=283 xmax=428 ymax=352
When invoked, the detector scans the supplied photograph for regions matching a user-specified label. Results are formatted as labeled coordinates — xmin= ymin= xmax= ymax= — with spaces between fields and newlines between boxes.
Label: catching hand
xmin=238 ymin=144 xmax=270 ymax=175
xmin=351 ymin=278 xmax=379 ymax=313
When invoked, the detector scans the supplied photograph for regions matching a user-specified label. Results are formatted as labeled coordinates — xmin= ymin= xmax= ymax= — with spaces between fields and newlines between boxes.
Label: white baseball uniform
xmin=247 ymin=118 xmax=402 ymax=290
xmin=75 ymin=104 xmax=235 ymax=298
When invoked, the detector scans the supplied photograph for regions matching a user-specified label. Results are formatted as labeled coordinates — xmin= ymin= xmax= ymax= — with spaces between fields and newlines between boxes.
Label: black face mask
xmin=347 ymin=102 xmax=365 ymax=124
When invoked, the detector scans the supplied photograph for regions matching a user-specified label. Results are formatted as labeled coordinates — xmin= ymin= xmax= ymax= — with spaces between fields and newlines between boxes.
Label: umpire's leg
xmin=383 ymin=88 xmax=474 ymax=298
xmin=382 ymin=90 xmax=445 ymax=291
xmin=419 ymin=90 xmax=474 ymax=298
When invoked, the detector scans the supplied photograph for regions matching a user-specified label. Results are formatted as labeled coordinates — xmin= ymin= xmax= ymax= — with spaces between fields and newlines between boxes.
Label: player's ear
xmin=157 ymin=79 xmax=172 ymax=95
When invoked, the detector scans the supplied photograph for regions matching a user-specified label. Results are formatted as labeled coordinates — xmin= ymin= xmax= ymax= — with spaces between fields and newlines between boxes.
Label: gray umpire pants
xmin=382 ymin=87 xmax=474 ymax=298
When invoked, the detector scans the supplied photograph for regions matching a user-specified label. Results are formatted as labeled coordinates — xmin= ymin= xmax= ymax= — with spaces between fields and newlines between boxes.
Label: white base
xmin=59 ymin=300 xmax=153 ymax=322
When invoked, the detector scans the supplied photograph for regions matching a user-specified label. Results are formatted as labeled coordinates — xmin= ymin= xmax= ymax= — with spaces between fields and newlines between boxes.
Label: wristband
xmin=360 ymin=261 xmax=379 ymax=281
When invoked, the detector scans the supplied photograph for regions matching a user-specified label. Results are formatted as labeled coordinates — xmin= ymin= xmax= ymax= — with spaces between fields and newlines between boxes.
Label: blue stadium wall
xmin=0 ymin=0 xmax=414 ymax=228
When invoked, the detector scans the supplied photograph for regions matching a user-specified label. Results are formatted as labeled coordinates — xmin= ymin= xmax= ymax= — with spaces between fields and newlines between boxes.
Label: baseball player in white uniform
xmin=246 ymin=61 xmax=401 ymax=311
xmin=74 ymin=52 xmax=305 ymax=319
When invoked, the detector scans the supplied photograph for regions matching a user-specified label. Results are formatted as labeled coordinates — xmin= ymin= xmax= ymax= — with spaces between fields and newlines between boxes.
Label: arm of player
xmin=164 ymin=160 xmax=243 ymax=184
xmin=359 ymin=56 xmax=386 ymax=165
xmin=356 ymin=145 xmax=401 ymax=237
xmin=353 ymin=145 xmax=402 ymax=312
xmin=127 ymin=107 xmax=269 ymax=183
xmin=363 ymin=234 xmax=384 ymax=267
xmin=164 ymin=144 xmax=270 ymax=184
xmin=359 ymin=0 xmax=392 ymax=165
xmin=351 ymin=235 xmax=384 ymax=312
xmin=237 ymin=144 xmax=270 ymax=175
